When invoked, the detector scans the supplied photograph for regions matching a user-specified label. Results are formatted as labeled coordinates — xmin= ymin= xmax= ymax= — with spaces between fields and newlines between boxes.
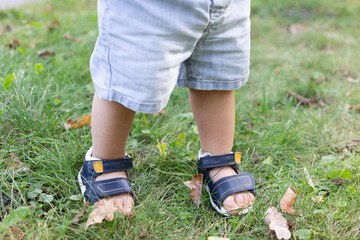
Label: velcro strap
xmin=92 ymin=156 xmax=133 ymax=173
xmin=92 ymin=177 xmax=134 ymax=200
xmin=208 ymin=172 xmax=255 ymax=206
xmin=198 ymin=153 xmax=236 ymax=169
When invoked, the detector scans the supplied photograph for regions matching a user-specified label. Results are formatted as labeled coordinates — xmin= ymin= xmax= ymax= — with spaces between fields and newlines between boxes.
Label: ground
xmin=0 ymin=0 xmax=359 ymax=239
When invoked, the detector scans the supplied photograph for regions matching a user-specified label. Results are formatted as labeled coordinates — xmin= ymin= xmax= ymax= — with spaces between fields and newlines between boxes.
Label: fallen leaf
xmin=184 ymin=174 xmax=203 ymax=206
xmin=330 ymin=140 xmax=360 ymax=153
xmin=348 ymin=140 xmax=360 ymax=148
xmin=6 ymin=39 xmax=20 ymax=49
xmin=286 ymin=24 xmax=305 ymax=35
xmin=64 ymin=114 xmax=91 ymax=129
xmin=280 ymin=186 xmax=297 ymax=215
xmin=64 ymin=31 xmax=82 ymax=43
xmin=332 ymin=178 xmax=344 ymax=186
xmin=85 ymin=198 xmax=132 ymax=229
xmin=48 ymin=19 xmax=62 ymax=31
xmin=3 ymin=24 xmax=13 ymax=34
xmin=347 ymin=76 xmax=359 ymax=83
xmin=6 ymin=153 xmax=30 ymax=174
xmin=265 ymin=207 xmax=291 ymax=240
xmin=348 ymin=105 xmax=360 ymax=113
xmin=287 ymin=221 xmax=296 ymax=229
xmin=288 ymin=92 xmax=316 ymax=106
xmin=37 ymin=49 xmax=56 ymax=58
xmin=343 ymin=69 xmax=351 ymax=76
xmin=152 ymin=110 xmax=166 ymax=117
xmin=72 ymin=202 xmax=90 ymax=223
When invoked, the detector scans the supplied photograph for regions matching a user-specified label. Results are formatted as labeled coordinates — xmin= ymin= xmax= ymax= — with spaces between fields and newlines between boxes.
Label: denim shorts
xmin=90 ymin=0 xmax=251 ymax=113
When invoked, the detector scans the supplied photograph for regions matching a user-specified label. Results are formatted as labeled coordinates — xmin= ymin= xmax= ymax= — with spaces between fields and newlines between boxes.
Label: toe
xmin=247 ymin=192 xmax=255 ymax=205
xmin=222 ymin=195 xmax=240 ymax=215
xmin=235 ymin=192 xmax=248 ymax=208
xmin=123 ymin=195 xmax=134 ymax=217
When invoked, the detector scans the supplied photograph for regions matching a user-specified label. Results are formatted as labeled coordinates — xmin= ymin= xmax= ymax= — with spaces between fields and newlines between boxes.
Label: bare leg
xmin=189 ymin=89 xmax=255 ymax=214
xmin=91 ymin=93 xmax=135 ymax=216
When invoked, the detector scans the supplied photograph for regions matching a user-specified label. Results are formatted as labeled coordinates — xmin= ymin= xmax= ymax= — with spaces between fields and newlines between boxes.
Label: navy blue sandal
xmin=198 ymin=151 xmax=256 ymax=216
xmin=78 ymin=147 xmax=135 ymax=204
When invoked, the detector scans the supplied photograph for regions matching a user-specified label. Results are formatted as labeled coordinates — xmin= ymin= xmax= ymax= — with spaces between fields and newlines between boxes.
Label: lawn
xmin=1 ymin=0 xmax=359 ymax=239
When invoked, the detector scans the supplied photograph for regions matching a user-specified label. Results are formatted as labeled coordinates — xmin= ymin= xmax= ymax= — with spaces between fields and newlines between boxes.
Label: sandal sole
xmin=77 ymin=167 xmax=86 ymax=201
xmin=205 ymin=185 xmax=251 ymax=217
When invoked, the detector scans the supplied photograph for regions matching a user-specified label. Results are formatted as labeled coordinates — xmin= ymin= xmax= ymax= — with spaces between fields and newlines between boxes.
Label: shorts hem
xmin=94 ymin=84 xmax=170 ymax=114
xmin=177 ymin=74 xmax=249 ymax=90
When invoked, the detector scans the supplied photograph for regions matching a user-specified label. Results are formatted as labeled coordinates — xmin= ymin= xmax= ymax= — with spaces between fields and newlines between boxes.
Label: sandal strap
xmin=84 ymin=177 xmax=135 ymax=203
xmin=198 ymin=153 xmax=238 ymax=169
xmin=102 ymin=156 xmax=133 ymax=172
xmin=207 ymin=172 xmax=255 ymax=207
xmin=85 ymin=156 xmax=133 ymax=174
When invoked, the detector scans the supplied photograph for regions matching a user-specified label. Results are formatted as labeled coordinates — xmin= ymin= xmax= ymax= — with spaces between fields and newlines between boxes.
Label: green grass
xmin=1 ymin=0 xmax=359 ymax=239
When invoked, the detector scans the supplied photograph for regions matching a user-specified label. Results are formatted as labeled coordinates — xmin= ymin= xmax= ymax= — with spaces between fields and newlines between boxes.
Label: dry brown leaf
xmin=85 ymin=197 xmax=132 ymax=229
xmin=288 ymin=92 xmax=315 ymax=106
xmin=64 ymin=114 xmax=91 ymax=129
xmin=330 ymin=140 xmax=360 ymax=153
xmin=265 ymin=207 xmax=291 ymax=240
xmin=6 ymin=153 xmax=30 ymax=174
xmin=332 ymin=178 xmax=344 ymax=186
xmin=64 ymin=31 xmax=82 ymax=43
xmin=6 ymin=39 xmax=20 ymax=49
xmin=72 ymin=201 xmax=90 ymax=223
xmin=348 ymin=105 xmax=360 ymax=113
xmin=3 ymin=24 xmax=13 ymax=34
xmin=287 ymin=24 xmax=305 ymax=35
xmin=347 ymin=76 xmax=359 ymax=83
xmin=37 ymin=49 xmax=55 ymax=58
xmin=184 ymin=174 xmax=203 ymax=206
xmin=280 ymin=186 xmax=297 ymax=215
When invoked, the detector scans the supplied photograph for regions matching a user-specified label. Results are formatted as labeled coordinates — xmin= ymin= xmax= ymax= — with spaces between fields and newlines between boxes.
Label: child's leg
xmin=90 ymin=93 xmax=135 ymax=216
xmin=189 ymin=89 xmax=255 ymax=214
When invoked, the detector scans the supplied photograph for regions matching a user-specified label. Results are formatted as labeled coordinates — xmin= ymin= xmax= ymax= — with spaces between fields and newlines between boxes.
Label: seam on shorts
xmin=177 ymin=72 xmax=249 ymax=90
xmin=178 ymin=71 xmax=249 ymax=83
xmin=103 ymin=0 xmax=112 ymax=99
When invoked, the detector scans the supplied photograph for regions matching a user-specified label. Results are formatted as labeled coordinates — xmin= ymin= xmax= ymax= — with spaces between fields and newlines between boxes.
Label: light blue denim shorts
xmin=90 ymin=0 xmax=250 ymax=113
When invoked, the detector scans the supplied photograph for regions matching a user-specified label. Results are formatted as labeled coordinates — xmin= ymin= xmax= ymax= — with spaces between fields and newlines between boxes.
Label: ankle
xmin=209 ymin=166 xmax=236 ymax=181
xmin=95 ymin=171 xmax=127 ymax=181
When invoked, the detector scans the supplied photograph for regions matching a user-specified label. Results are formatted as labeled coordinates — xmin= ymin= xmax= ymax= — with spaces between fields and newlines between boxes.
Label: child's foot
xmin=79 ymin=147 xmax=136 ymax=216
xmin=209 ymin=166 xmax=255 ymax=215
xmin=95 ymin=171 xmax=134 ymax=217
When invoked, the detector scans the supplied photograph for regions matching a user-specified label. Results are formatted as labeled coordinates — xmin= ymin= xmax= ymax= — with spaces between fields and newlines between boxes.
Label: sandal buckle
xmin=93 ymin=161 xmax=103 ymax=173
xmin=235 ymin=152 xmax=241 ymax=163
